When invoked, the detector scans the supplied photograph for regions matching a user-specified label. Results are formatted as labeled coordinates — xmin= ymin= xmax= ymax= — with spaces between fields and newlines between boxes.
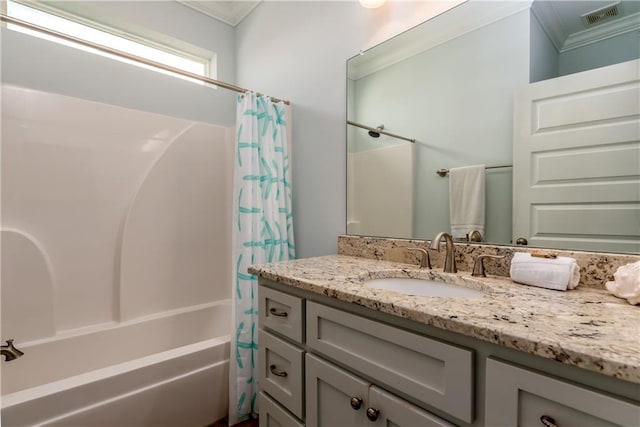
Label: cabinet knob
xmin=540 ymin=415 xmax=559 ymax=427
xmin=350 ymin=397 xmax=363 ymax=410
xmin=515 ymin=237 xmax=528 ymax=245
xmin=269 ymin=364 xmax=288 ymax=378
xmin=269 ymin=307 xmax=288 ymax=317
xmin=366 ymin=407 xmax=379 ymax=421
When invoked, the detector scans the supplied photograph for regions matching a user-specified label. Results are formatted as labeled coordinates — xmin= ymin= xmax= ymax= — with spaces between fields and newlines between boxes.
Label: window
xmin=6 ymin=0 xmax=214 ymax=85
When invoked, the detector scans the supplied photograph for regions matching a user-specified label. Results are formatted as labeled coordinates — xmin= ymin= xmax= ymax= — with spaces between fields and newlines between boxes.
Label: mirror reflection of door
xmin=513 ymin=59 xmax=640 ymax=253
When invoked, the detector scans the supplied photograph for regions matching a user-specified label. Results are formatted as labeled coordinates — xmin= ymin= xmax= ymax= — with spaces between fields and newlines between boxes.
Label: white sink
xmin=364 ymin=277 xmax=484 ymax=298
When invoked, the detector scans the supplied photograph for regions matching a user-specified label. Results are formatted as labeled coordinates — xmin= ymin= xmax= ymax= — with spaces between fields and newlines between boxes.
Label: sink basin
xmin=364 ymin=277 xmax=484 ymax=298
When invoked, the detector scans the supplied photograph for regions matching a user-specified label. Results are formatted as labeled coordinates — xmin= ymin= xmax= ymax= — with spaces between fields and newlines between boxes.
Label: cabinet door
xmin=368 ymin=386 xmax=455 ymax=427
xmin=306 ymin=353 xmax=369 ymax=427
xmin=486 ymin=358 xmax=640 ymax=427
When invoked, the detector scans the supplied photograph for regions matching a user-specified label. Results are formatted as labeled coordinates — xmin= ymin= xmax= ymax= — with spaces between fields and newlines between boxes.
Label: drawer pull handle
xmin=540 ymin=415 xmax=559 ymax=427
xmin=269 ymin=308 xmax=288 ymax=317
xmin=269 ymin=364 xmax=288 ymax=378
xmin=350 ymin=397 xmax=363 ymax=410
xmin=366 ymin=407 xmax=379 ymax=421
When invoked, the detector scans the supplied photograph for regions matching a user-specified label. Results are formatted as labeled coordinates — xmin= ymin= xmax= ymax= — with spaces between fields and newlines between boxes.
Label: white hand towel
xmin=509 ymin=252 xmax=580 ymax=291
xmin=449 ymin=165 xmax=485 ymax=239
xmin=605 ymin=261 xmax=640 ymax=305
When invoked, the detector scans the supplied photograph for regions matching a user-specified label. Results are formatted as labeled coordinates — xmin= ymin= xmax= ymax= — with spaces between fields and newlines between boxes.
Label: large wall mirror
xmin=347 ymin=0 xmax=640 ymax=254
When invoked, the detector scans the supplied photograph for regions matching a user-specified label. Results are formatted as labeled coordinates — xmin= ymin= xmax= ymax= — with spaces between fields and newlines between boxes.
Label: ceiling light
xmin=359 ymin=0 xmax=386 ymax=9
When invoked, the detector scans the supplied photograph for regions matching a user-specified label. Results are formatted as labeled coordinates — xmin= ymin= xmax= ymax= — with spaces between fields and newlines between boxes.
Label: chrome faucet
xmin=1 ymin=339 xmax=24 ymax=362
xmin=407 ymin=247 xmax=431 ymax=269
xmin=429 ymin=232 xmax=457 ymax=273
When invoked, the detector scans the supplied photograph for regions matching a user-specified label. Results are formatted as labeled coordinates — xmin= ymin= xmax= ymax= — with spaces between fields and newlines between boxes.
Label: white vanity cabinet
xmin=485 ymin=359 xmax=640 ymax=427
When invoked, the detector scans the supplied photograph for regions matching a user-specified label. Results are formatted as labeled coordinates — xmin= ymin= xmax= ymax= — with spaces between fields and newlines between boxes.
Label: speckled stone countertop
xmin=249 ymin=255 xmax=640 ymax=384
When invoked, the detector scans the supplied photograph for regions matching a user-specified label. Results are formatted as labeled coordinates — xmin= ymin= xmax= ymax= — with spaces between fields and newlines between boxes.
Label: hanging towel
xmin=510 ymin=252 xmax=580 ymax=291
xmin=449 ymin=165 xmax=486 ymax=240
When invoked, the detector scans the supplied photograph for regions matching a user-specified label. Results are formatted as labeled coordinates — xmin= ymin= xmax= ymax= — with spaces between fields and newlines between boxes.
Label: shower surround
xmin=1 ymin=85 xmax=233 ymax=426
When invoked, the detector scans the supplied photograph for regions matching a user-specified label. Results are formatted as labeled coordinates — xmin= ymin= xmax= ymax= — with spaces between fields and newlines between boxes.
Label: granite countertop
xmin=249 ymin=255 xmax=640 ymax=384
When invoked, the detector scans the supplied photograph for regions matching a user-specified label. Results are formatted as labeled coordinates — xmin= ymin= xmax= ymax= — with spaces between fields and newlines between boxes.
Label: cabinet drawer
xmin=486 ymin=358 xmax=640 ymax=427
xmin=306 ymin=301 xmax=474 ymax=423
xmin=259 ymin=286 xmax=304 ymax=344
xmin=259 ymin=392 xmax=304 ymax=427
xmin=259 ymin=329 xmax=305 ymax=418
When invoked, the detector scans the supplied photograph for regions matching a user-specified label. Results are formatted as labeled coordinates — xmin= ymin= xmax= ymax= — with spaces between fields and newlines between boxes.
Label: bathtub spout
xmin=2 ymin=339 xmax=24 ymax=362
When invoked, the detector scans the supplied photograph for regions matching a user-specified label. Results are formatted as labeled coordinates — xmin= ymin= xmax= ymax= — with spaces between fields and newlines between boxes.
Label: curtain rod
xmin=436 ymin=164 xmax=513 ymax=177
xmin=347 ymin=120 xmax=416 ymax=143
xmin=0 ymin=14 xmax=290 ymax=105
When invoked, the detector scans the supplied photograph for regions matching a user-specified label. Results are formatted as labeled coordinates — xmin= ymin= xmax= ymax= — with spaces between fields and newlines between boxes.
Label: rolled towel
xmin=510 ymin=252 xmax=580 ymax=291
xmin=605 ymin=261 xmax=640 ymax=305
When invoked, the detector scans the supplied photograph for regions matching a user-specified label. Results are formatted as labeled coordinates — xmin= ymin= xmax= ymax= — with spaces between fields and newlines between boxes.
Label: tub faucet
xmin=1 ymin=339 xmax=24 ymax=362
xmin=429 ymin=232 xmax=457 ymax=273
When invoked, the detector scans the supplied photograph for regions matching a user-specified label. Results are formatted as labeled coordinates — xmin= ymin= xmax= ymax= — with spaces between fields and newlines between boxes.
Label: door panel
xmin=513 ymin=59 xmax=640 ymax=252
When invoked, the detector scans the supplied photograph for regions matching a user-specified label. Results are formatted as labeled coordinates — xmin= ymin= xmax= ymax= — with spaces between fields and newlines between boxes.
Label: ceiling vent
xmin=582 ymin=2 xmax=621 ymax=26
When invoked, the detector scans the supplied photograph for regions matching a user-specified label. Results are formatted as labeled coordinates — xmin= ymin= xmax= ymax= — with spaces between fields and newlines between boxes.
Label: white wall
xmin=1 ymin=1 xmax=236 ymax=126
xmin=236 ymin=1 xmax=461 ymax=257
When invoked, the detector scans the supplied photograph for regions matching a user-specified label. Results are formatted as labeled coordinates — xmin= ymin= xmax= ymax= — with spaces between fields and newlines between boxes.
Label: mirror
xmin=347 ymin=0 xmax=640 ymax=253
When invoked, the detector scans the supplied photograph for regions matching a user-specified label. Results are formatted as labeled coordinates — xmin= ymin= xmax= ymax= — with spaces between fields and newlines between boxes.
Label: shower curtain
xmin=230 ymin=92 xmax=295 ymax=424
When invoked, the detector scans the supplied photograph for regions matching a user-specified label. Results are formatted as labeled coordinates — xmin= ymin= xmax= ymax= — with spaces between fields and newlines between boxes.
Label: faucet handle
xmin=407 ymin=247 xmax=431 ymax=269
xmin=6 ymin=339 xmax=24 ymax=356
xmin=466 ymin=230 xmax=483 ymax=242
xmin=472 ymin=255 xmax=505 ymax=277
xmin=2 ymin=339 xmax=24 ymax=361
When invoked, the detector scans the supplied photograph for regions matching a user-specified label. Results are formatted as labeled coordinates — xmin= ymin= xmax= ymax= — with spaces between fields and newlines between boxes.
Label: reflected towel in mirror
xmin=449 ymin=165 xmax=485 ymax=240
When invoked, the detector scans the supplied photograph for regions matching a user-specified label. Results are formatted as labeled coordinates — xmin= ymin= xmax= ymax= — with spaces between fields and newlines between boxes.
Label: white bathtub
xmin=1 ymin=301 xmax=231 ymax=427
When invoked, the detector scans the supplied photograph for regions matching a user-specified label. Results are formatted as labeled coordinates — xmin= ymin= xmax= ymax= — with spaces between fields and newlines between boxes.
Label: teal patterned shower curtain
xmin=230 ymin=92 xmax=294 ymax=424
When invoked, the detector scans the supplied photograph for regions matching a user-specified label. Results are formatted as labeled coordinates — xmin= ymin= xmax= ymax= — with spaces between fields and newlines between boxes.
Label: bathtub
xmin=1 ymin=301 xmax=231 ymax=427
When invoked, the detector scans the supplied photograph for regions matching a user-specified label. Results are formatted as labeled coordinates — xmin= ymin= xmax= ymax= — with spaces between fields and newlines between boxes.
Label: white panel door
xmin=513 ymin=59 xmax=640 ymax=252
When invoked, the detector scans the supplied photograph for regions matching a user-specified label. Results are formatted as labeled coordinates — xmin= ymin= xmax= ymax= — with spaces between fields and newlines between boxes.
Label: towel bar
xmin=437 ymin=164 xmax=512 ymax=177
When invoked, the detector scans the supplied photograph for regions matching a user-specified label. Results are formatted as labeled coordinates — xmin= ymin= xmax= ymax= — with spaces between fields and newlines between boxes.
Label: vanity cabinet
xmin=258 ymin=281 xmax=640 ymax=427
xmin=485 ymin=358 xmax=640 ymax=427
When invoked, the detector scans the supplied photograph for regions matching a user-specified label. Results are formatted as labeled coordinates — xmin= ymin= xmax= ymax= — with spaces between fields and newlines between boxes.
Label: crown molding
xmin=176 ymin=1 xmax=261 ymax=27
xmin=348 ymin=1 xmax=532 ymax=81
xmin=531 ymin=1 xmax=640 ymax=53
xmin=562 ymin=12 xmax=640 ymax=52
